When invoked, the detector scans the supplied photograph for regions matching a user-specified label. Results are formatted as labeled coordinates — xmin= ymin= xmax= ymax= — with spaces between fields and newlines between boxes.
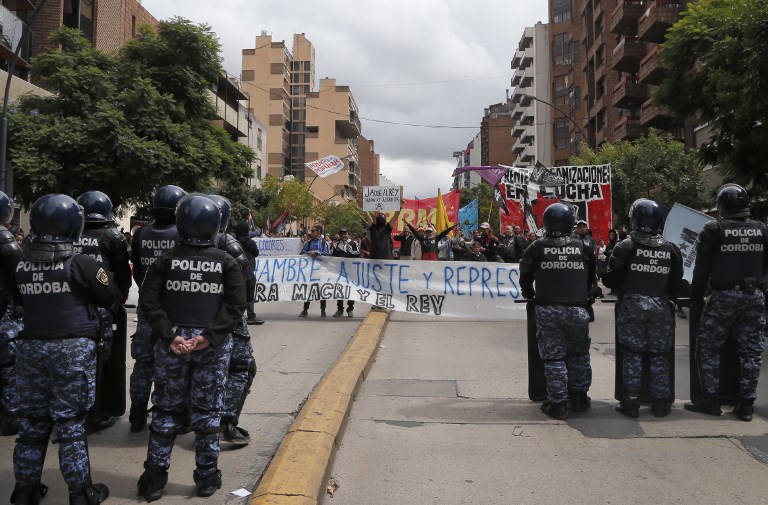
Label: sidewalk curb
xmin=251 ymin=310 xmax=391 ymax=505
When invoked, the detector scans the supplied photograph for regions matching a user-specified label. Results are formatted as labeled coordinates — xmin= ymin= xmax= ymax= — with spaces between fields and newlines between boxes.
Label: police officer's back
xmin=519 ymin=203 xmax=596 ymax=420
xmin=685 ymin=184 xmax=768 ymax=421
xmin=137 ymin=195 xmax=246 ymax=500
xmin=603 ymin=199 xmax=683 ymax=418
xmin=11 ymin=194 xmax=119 ymax=505
xmin=0 ymin=191 xmax=22 ymax=436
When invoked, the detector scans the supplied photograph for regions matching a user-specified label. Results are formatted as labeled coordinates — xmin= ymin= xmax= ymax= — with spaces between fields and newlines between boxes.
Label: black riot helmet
xmin=716 ymin=183 xmax=750 ymax=218
xmin=152 ymin=185 xmax=186 ymax=221
xmin=207 ymin=194 xmax=231 ymax=232
xmin=0 ymin=191 xmax=13 ymax=225
xmin=176 ymin=195 xmax=222 ymax=246
xmin=77 ymin=190 xmax=113 ymax=223
xmin=29 ymin=194 xmax=84 ymax=243
xmin=542 ymin=203 xmax=574 ymax=237
xmin=629 ymin=198 xmax=665 ymax=234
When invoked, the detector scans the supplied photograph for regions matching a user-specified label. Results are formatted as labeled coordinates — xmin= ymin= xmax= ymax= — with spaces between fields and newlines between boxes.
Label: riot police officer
xmin=0 ymin=191 xmax=22 ymax=436
xmin=76 ymin=190 xmax=132 ymax=431
xmin=128 ymin=185 xmax=186 ymax=432
xmin=520 ymin=203 xmax=597 ymax=420
xmin=603 ymin=199 xmax=683 ymax=418
xmin=137 ymin=195 xmax=246 ymax=501
xmin=685 ymin=184 xmax=768 ymax=421
xmin=11 ymin=194 xmax=119 ymax=505
xmin=207 ymin=194 xmax=256 ymax=445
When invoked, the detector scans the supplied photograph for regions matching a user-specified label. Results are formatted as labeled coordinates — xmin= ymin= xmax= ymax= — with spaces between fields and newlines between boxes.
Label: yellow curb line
xmin=251 ymin=310 xmax=391 ymax=505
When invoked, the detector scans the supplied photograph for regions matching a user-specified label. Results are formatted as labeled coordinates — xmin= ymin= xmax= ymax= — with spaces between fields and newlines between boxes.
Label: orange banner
xmin=382 ymin=190 xmax=461 ymax=233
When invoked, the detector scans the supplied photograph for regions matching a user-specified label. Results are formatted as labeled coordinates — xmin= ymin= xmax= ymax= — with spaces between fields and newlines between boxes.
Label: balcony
xmin=335 ymin=110 xmax=361 ymax=139
xmin=637 ymin=0 xmax=682 ymax=43
xmin=518 ymin=27 xmax=533 ymax=51
xmin=609 ymin=0 xmax=648 ymax=35
xmin=4 ymin=0 xmax=36 ymax=9
xmin=639 ymin=45 xmax=667 ymax=85
xmin=511 ymin=50 xmax=525 ymax=69
xmin=640 ymin=98 xmax=675 ymax=128
xmin=0 ymin=4 xmax=32 ymax=65
xmin=614 ymin=115 xmax=644 ymax=140
xmin=611 ymin=37 xmax=646 ymax=73
xmin=612 ymin=78 xmax=649 ymax=109
xmin=513 ymin=123 xmax=528 ymax=139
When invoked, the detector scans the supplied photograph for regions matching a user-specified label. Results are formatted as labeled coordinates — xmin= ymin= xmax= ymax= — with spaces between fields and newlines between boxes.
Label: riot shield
xmin=688 ymin=301 xmax=739 ymax=403
xmin=94 ymin=305 xmax=127 ymax=417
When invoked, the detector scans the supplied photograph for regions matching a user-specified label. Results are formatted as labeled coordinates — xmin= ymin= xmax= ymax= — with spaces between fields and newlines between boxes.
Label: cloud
xmin=141 ymin=0 xmax=548 ymax=198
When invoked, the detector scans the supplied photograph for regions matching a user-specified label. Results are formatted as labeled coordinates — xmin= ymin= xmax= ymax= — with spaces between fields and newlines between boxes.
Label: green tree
xmin=314 ymin=201 xmax=368 ymax=237
xmin=570 ymin=130 xmax=704 ymax=230
xmin=656 ymin=0 xmax=768 ymax=212
xmin=459 ymin=182 xmax=499 ymax=231
xmin=249 ymin=176 xmax=314 ymax=233
xmin=8 ymin=20 xmax=254 ymax=210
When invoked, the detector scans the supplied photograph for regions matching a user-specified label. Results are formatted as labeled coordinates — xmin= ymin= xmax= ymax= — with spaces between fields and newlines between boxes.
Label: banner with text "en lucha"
xmin=253 ymin=256 xmax=526 ymax=319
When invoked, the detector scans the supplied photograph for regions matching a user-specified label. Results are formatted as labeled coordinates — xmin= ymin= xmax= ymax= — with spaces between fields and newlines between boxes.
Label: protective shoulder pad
xmin=23 ymin=242 xmax=74 ymax=263
xmin=220 ymin=234 xmax=249 ymax=269
xmin=0 ymin=229 xmax=21 ymax=257
xmin=103 ymin=226 xmax=129 ymax=253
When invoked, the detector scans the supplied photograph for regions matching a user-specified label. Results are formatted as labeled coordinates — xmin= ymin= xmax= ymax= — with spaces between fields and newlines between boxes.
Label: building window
xmin=257 ymin=129 xmax=263 ymax=151
xmin=571 ymin=42 xmax=580 ymax=65
xmin=554 ymin=74 xmax=569 ymax=98
xmin=131 ymin=15 xmax=137 ymax=37
xmin=555 ymin=118 xmax=569 ymax=149
xmin=552 ymin=0 xmax=572 ymax=24
xmin=552 ymin=33 xmax=568 ymax=65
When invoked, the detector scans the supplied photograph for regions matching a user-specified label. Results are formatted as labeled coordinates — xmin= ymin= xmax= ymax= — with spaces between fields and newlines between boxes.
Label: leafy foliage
xmin=314 ymin=201 xmax=368 ymax=238
xmin=8 ymin=20 xmax=254 ymax=211
xmin=247 ymin=176 xmax=314 ymax=233
xmin=656 ymin=0 xmax=768 ymax=214
xmin=570 ymin=130 xmax=704 ymax=229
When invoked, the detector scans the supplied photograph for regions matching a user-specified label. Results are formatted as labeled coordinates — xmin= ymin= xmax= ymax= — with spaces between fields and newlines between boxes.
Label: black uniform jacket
xmin=139 ymin=244 xmax=246 ymax=348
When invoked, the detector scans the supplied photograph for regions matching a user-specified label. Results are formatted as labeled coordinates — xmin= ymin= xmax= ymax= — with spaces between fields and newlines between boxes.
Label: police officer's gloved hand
xmin=521 ymin=289 xmax=535 ymax=300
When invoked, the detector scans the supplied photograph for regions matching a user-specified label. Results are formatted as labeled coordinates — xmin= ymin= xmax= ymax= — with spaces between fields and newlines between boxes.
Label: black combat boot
xmin=733 ymin=399 xmax=754 ymax=422
xmin=220 ymin=419 xmax=251 ymax=445
xmin=129 ymin=402 xmax=148 ymax=433
xmin=540 ymin=400 xmax=569 ymax=420
xmin=193 ymin=468 xmax=222 ymax=498
xmin=684 ymin=397 xmax=722 ymax=416
xmin=68 ymin=483 xmax=109 ymax=505
xmin=569 ymin=391 xmax=591 ymax=412
xmin=10 ymin=484 xmax=48 ymax=505
xmin=615 ymin=397 xmax=640 ymax=418
xmin=651 ymin=399 xmax=672 ymax=418
xmin=137 ymin=462 xmax=168 ymax=502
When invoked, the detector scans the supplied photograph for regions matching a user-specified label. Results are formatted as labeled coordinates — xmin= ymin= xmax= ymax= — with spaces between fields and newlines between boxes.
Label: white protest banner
xmin=253 ymin=256 xmax=526 ymax=319
xmin=305 ymin=155 xmax=345 ymax=178
xmin=252 ymin=237 xmax=303 ymax=257
xmin=663 ymin=203 xmax=713 ymax=282
xmin=362 ymin=186 xmax=402 ymax=212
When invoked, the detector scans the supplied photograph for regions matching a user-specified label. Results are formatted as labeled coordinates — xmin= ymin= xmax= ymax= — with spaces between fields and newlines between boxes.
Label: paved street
xmin=3 ymin=296 xmax=768 ymax=505
xmin=0 ymin=301 xmax=362 ymax=504
xmin=328 ymin=301 xmax=768 ymax=505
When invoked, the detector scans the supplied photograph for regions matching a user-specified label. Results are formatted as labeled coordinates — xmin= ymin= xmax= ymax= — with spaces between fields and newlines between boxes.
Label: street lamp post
xmin=519 ymin=93 xmax=591 ymax=151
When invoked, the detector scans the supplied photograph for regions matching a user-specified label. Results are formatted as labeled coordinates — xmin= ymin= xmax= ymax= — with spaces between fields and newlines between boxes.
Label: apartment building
xmin=609 ymin=0 xmax=692 ymax=142
xmin=357 ymin=134 xmax=380 ymax=207
xmin=509 ymin=22 xmax=553 ymax=168
xmin=242 ymin=33 xmax=368 ymax=203
xmin=480 ymin=102 xmax=515 ymax=168
xmin=452 ymin=132 xmax=481 ymax=190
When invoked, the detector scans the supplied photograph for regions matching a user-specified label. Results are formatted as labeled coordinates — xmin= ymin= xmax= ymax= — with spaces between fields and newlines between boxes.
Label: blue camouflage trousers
xmin=13 ymin=338 xmax=96 ymax=488
xmin=223 ymin=316 xmax=256 ymax=423
xmin=146 ymin=328 xmax=232 ymax=478
xmin=535 ymin=305 xmax=592 ymax=404
xmin=617 ymin=295 xmax=674 ymax=399
xmin=697 ymin=288 xmax=766 ymax=400
xmin=0 ymin=306 xmax=23 ymax=416
xmin=130 ymin=307 xmax=154 ymax=407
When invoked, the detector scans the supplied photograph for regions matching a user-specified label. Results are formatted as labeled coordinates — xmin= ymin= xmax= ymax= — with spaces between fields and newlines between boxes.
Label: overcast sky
xmin=141 ymin=0 xmax=548 ymax=198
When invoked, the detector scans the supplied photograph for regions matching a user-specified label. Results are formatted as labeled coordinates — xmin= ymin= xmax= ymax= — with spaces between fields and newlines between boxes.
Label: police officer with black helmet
xmin=0 ymin=190 xmax=22 ymax=436
xmin=207 ymin=194 xmax=257 ymax=445
xmin=128 ymin=184 xmax=186 ymax=433
xmin=520 ymin=203 xmax=597 ymax=420
xmin=11 ymin=194 xmax=119 ymax=505
xmin=137 ymin=195 xmax=245 ymax=501
xmin=685 ymin=184 xmax=768 ymax=421
xmin=76 ymin=190 xmax=132 ymax=432
xmin=603 ymin=199 xmax=683 ymax=418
